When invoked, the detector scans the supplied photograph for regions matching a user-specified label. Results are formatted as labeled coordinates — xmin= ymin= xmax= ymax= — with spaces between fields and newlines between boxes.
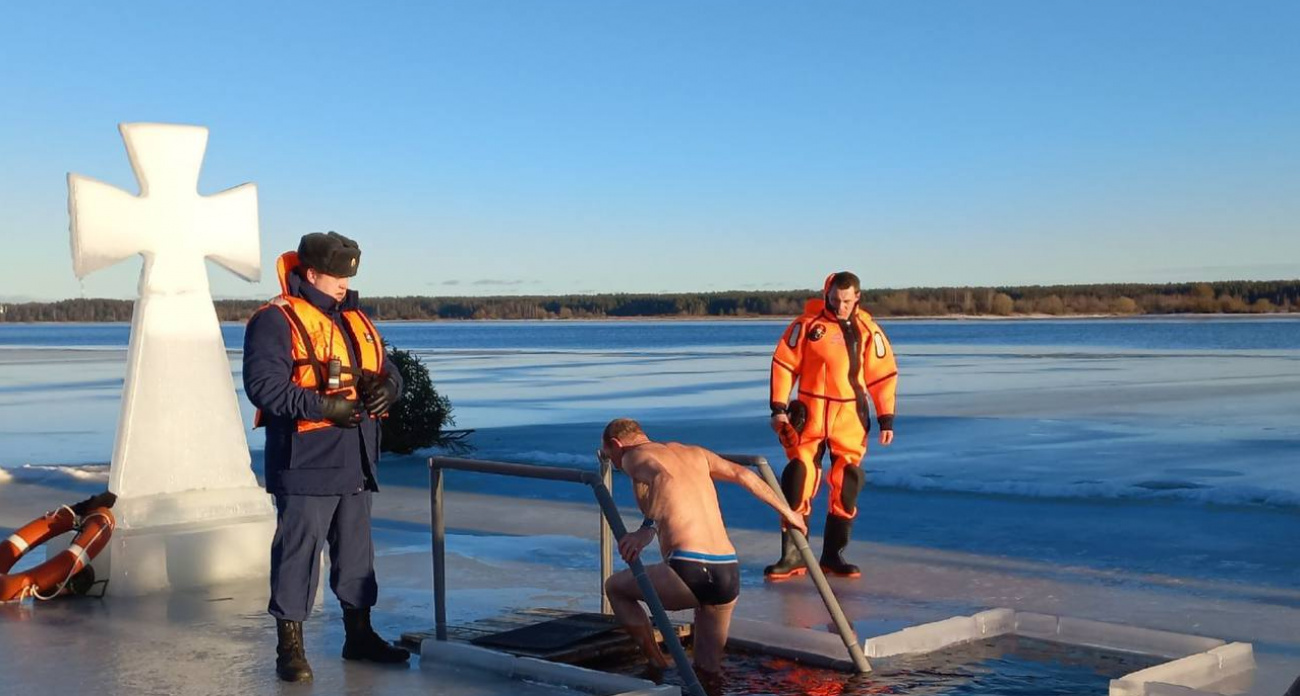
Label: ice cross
xmin=68 ymin=123 xmax=263 ymax=501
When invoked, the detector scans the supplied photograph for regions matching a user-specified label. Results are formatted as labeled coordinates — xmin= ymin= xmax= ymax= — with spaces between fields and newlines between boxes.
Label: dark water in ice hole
xmin=604 ymin=635 xmax=1164 ymax=696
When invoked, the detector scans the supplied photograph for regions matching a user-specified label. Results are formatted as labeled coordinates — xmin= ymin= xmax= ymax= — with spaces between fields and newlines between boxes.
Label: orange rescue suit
xmin=770 ymin=276 xmax=897 ymax=519
xmin=253 ymin=251 xmax=387 ymax=434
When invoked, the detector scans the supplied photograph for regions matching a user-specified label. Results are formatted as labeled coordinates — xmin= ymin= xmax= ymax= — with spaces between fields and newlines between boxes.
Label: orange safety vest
xmin=770 ymin=273 xmax=897 ymax=422
xmin=253 ymin=251 xmax=387 ymax=433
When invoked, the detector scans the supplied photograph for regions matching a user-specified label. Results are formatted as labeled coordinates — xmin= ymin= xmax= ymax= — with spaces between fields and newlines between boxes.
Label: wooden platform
xmin=401 ymin=607 xmax=693 ymax=666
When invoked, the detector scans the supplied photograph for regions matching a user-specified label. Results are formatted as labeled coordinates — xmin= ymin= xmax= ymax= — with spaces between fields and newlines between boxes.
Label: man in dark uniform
xmin=243 ymin=231 xmax=409 ymax=682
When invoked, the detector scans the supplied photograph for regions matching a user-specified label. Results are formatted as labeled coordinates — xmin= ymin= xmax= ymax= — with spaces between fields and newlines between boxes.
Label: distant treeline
xmin=2 ymin=280 xmax=1297 ymax=322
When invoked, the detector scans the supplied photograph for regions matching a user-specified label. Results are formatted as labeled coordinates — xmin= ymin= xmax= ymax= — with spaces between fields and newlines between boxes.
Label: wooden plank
xmin=402 ymin=607 xmax=693 ymax=664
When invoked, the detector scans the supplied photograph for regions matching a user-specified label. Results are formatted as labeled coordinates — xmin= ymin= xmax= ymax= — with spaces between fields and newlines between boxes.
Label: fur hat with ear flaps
xmin=297 ymin=231 xmax=361 ymax=278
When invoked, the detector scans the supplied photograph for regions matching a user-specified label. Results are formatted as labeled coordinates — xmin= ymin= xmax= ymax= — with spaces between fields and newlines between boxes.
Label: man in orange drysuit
xmin=766 ymin=271 xmax=897 ymax=579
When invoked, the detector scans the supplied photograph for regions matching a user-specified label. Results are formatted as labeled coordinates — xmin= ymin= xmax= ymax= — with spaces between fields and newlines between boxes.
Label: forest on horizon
xmin=2 ymin=280 xmax=1297 ymax=323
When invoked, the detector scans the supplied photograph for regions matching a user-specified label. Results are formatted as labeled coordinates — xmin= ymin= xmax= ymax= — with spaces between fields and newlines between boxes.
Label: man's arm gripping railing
xmin=428 ymin=456 xmax=708 ymax=696
xmin=717 ymin=453 xmax=872 ymax=674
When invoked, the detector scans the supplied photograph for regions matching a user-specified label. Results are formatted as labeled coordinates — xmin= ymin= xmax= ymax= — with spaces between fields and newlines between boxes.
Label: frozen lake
xmin=4 ymin=317 xmax=1298 ymax=507
xmin=2 ymin=317 xmax=1299 ymax=693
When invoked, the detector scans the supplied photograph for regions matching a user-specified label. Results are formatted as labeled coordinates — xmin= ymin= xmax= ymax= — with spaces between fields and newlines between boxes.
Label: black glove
xmin=71 ymin=491 xmax=117 ymax=516
xmin=359 ymin=371 xmax=400 ymax=417
xmin=787 ymin=401 xmax=808 ymax=433
xmin=321 ymin=394 xmax=362 ymax=428
xmin=776 ymin=401 xmax=808 ymax=449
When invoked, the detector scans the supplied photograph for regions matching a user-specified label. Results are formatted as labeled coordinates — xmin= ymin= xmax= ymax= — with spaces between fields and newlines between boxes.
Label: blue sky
xmin=1 ymin=1 xmax=1297 ymax=300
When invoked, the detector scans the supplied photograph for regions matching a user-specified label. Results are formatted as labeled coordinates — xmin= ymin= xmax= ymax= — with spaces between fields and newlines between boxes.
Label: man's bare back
xmin=623 ymin=442 xmax=735 ymax=559
xmin=600 ymin=419 xmax=807 ymax=676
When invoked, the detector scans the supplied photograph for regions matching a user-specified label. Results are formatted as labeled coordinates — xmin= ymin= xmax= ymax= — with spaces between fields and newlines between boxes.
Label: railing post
xmin=598 ymin=455 xmax=613 ymax=615
xmin=422 ymin=454 xmax=861 ymax=684
xmin=747 ymin=455 xmax=872 ymax=674
xmin=430 ymin=461 xmax=447 ymax=641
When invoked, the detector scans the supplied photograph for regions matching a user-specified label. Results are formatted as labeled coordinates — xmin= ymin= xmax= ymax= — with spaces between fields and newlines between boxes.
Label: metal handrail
xmin=717 ymin=453 xmax=872 ymax=673
xmin=592 ymin=452 xmax=870 ymax=672
xmin=428 ymin=456 xmax=707 ymax=696
xmin=599 ymin=456 xmax=614 ymax=615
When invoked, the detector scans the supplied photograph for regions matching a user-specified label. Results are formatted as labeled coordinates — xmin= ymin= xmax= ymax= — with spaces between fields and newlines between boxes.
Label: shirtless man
xmin=598 ymin=418 xmax=808 ymax=677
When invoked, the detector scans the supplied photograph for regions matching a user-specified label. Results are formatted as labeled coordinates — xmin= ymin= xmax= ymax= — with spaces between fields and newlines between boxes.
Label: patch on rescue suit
xmin=364 ymin=332 xmax=375 ymax=344
xmin=808 ymin=324 xmax=826 ymax=342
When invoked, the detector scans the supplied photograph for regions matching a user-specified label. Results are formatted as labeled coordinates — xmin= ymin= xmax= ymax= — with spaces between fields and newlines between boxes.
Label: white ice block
xmin=861 ymin=609 xmax=1009 ymax=660
xmin=419 ymin=640 xmax=680 ymax=695
xmin=419 ymin=640 xmax=515 ymax=675
xmin=1056 ymin=616 xmax=1224 ymax=659
xmin=100 ymin=512 xmax=275 ymax=595
xmin=513 ymin=654 xmax=671 ymax=694
xmin=66 ymin=123 xmax=273 ymax=596
xmin=1111 ymin=651 xmax=1230 ymax=696
xmin=974 ymin=608 xmax=1016 ymax=637
xmin=1014 ymin=611 xmax=1061 ymax=638
xmin=1208 ymin=643 xmax=1255 ymax=676
xmin=855 ymin=609 xmax=1251 ymax=696
xmin=727 ymin=617 xmax=856 ymax=671
xmin=864 ymin=615 xmax=979 ymax=658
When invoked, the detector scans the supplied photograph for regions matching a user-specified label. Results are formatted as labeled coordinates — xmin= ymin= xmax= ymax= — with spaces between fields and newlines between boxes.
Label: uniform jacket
xmin=243 ymin=254 xmax=401 ymax=495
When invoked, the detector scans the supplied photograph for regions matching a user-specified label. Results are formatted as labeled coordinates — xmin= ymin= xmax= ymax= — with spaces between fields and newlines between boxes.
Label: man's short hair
xmin=603 ymin=418 xmax=645 ymax=444
xmin=829 ymin=271 xmax=861 ymax=293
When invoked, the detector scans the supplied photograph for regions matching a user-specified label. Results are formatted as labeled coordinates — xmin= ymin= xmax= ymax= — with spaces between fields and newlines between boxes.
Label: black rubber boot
xmin=819 ymin=515 xmax=861 ymax=578
xmin=341 ymin=608 xmax=411 ymax=664
xmin=763 ymin=517 xmax=809 ymax=580
xmin=275 ymin=619 xmax=314 ymax=682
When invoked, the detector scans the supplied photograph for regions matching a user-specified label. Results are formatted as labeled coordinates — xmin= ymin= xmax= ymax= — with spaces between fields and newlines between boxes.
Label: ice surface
xmin=5 ymin=324 xmax=1298 ymax=509
xmin=445 ymin=342 xmax=1300 ymax=507
xmin=3 ymin=465 xmax=1298 ymax=695
xmin=2 ymin=319 xmax=1298 ymax=691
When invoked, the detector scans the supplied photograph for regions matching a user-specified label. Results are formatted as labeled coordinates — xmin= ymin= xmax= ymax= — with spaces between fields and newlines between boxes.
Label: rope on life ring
xmin=1 ymin=500 xmax=116 ymax=602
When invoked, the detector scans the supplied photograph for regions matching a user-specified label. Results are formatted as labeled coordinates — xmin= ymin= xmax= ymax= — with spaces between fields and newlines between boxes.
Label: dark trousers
xmin=268 ymin=491 xmax=378 ymax=622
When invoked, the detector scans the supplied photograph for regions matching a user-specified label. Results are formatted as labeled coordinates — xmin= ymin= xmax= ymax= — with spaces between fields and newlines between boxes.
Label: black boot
xmin=819 ymin=515 xmax=861 ymax=577
xmin=763 ymin=517 xmax=809 ymax=580
xmin=342 ymin=608 xmax=411 ymax=664
xmin=275 ymin=619 xmax=313 ymax=682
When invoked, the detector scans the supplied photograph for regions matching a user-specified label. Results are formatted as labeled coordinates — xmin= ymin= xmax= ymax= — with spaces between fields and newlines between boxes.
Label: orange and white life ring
xmin=0 ymin=504 xmax=115 ymax=602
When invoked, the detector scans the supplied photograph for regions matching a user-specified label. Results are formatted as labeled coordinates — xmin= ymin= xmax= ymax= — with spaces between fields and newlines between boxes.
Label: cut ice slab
xmin=57 ymin=488 xmax=276 ymax=596
xmin=720 ymin=610 xmax=1252 ymax=695
xmin=855 ymin=609 xmax=1253 ymax=696
xmin=420 ymin=640 xmax=679 ymax=695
